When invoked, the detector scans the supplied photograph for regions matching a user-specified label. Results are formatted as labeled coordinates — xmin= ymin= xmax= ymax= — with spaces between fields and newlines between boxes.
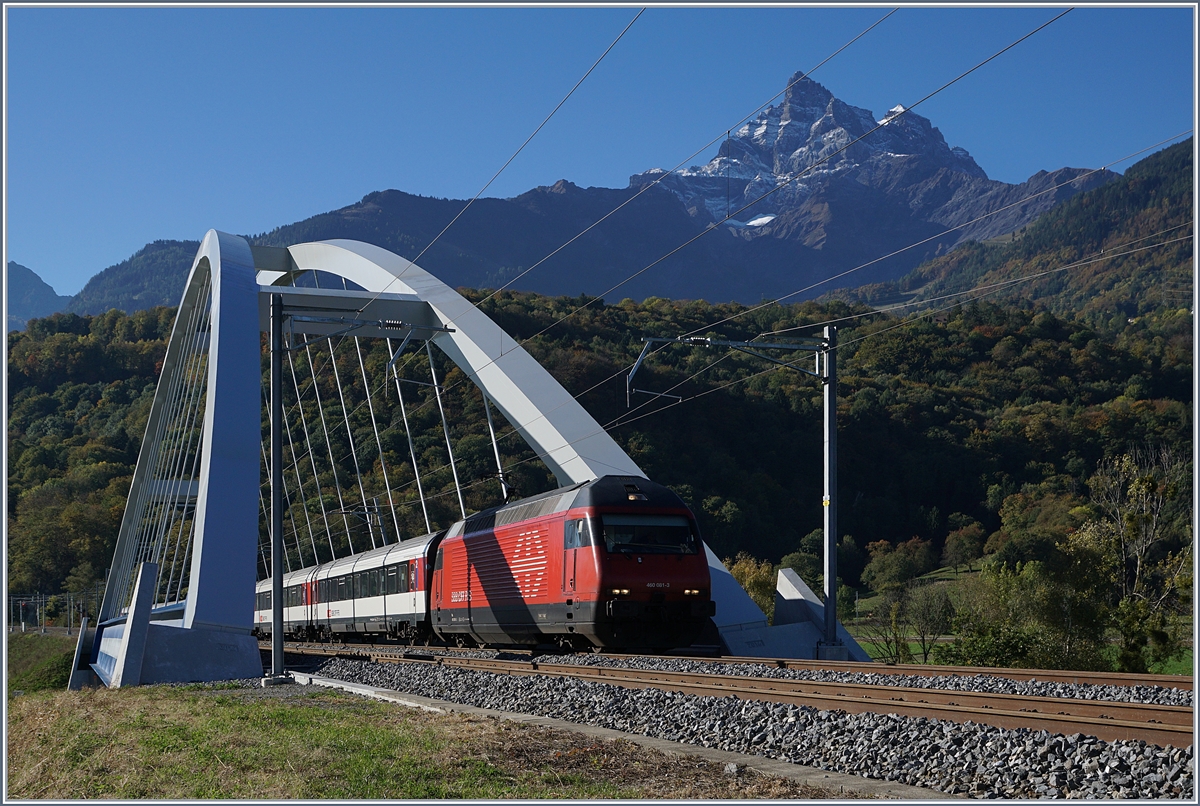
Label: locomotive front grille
xmin=605 ymin=600 xmax=714 ymax=620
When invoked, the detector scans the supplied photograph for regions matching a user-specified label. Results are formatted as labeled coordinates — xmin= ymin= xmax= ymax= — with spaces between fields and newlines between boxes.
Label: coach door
xmin=562 ymin=519 xmax=583 ymax=595
xmin=432 ymin=549 xmax=444 ymax=627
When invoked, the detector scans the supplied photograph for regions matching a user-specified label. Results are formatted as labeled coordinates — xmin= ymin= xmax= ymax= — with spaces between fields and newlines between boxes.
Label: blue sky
xmin=5 ymin=5 xmax=1195 ymax=296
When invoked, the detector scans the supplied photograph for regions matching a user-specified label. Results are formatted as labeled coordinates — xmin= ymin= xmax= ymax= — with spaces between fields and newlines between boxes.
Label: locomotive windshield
xmin=599 ymin=515 xmax=698 ymax=555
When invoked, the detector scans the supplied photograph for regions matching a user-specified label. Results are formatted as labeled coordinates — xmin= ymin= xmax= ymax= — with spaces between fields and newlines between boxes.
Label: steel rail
xmin=424 ymin=657 xmax=1193 ymax=746
xmin=674 ymin=654 xmax=1195 ymax=692
xmin=269 ymin=642 xmax=1193 ymax=747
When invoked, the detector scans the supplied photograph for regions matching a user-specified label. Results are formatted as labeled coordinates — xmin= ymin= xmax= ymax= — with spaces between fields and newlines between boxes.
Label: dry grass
xmin=8 ymin=683 xmax=864 ymax=799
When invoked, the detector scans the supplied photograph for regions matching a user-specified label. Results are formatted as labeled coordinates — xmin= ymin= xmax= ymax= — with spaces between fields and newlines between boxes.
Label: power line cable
xmin=459 ymin=8 xmax=901 ymax=312
xmin=689 ymin=129 xmax=1193 ymax=339
xmin=373 ymin=8 xmax=905 ymax=418
xmin=399 ymin=6 xmax=1078 ymax=425
xmin=368 ymin=127 xmax=1193 ymax=489
xmin=508 ymin=9 xmax=1074 ymax=348
xmin=358 ymin=7 xmax=646 ymax=311
xmin=379 ymin=7 xmax=901 ymax=389
xmin=299 ymin=9 xmax=1198 ymax=522
xmin=763 ymin=221 xmax=1195 ymax=337
xmin=377 ymin=224 xmax=1193 ymax=524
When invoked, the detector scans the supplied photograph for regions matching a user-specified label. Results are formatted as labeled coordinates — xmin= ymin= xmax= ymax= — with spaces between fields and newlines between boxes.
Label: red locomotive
xmin=255 ymin=475 xmax=715 ymax=652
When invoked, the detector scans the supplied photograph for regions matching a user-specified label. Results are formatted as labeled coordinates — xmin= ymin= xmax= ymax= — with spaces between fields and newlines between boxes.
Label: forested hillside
xmin=8 ymin=293 xmax=1190 ymax=592
xmin=66 ymin=240 xmax=200 ymax=316
xmin=840 ymin=139 xmax=1193 ymax=330
xmin=6 ymin=141 xmax=1192 ymax=672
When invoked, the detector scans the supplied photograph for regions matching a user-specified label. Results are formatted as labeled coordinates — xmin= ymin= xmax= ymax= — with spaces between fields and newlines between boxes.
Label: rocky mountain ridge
xmin=11 ymin=69 xmax=1122 ymax=319
xmin=631 ymin=72 xmax=1116 ymax=248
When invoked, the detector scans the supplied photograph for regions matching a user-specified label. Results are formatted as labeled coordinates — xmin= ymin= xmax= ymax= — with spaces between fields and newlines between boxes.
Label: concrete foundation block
xmin=137 ymin=623 xmax=264 ymax=685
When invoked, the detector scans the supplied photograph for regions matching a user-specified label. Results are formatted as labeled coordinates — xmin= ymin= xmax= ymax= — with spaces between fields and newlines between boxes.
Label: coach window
xmin=564 ymin=517 xmax=595 ymax=549
xmin=410 ymin=560 xmax=420 ymax=591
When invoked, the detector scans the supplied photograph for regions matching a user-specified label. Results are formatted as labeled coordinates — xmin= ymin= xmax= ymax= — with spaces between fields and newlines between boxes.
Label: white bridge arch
xmin=71 ymin=231 xmax=860 ymax=689
xmin=269 ymin=238 xmax=644 ymax=485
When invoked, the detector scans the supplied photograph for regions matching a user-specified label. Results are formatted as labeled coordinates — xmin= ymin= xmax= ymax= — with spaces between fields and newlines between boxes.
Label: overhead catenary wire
xmin=267 ymin=12 xmax=906 ymax=529
xmin=552 ymin=133 xmax=1194 ymax=427
xmin=354 ymin=227 xmax=1194 ymax=530
xmin=326 ymin=217 xmax=1192 ymax=528
xmin=356 ymin=7 xmax=919 ymax=445
xmin=434 ymin=225 xmax=1196 ymax=503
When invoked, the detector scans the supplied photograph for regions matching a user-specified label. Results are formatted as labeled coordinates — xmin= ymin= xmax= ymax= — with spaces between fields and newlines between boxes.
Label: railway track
xmin=270 ymin=640 xmax=1193 ymax=690
xmin=268 ymin=642 xmax=1194 ymax=747
xmin=703 ymin=655 xmax=1195 ymax=691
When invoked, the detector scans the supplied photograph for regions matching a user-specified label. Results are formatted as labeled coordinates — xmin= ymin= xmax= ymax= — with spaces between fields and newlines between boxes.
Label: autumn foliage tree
xmin=1086 ymin=447 xmax=1192 ymax=672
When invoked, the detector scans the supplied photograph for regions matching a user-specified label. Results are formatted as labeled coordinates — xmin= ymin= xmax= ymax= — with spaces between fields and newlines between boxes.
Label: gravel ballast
xmin=310 ymin=656 xmax=1194 ymax=800
xmin=545 ymin=653 xmax=1195 ymax=708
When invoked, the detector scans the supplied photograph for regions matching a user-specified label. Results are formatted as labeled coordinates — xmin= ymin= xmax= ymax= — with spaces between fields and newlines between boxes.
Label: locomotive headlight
xmin=611 ymin=588 xmax=629 ymax=595
xmin=684 ymin=589 xmax=700 ymax=595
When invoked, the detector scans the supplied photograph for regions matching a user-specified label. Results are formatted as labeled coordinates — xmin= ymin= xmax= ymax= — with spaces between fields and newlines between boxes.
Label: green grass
xmin=852 ymin=639 xmax=940 ymax=665
xmin=8 ymin=686 xmax=645 ymax=799
xmin=7 ymin=631 xmax=77 ymax=692
xmin=7 ymin=684 xmax=850 ymax=799
xmin=1149 ymin=649 xmax=1193 ymax=676
xmin=849 ymin=566 xmax=977 ymax=619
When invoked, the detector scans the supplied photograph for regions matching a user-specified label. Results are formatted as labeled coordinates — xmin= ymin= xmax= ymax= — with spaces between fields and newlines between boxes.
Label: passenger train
xmin=253 ymin=476 xmax=716 ymax=651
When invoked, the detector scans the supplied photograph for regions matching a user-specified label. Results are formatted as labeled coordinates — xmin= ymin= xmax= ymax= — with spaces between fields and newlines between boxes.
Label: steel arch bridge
xmin=70 ymin=231 xmax=864 ymax=688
